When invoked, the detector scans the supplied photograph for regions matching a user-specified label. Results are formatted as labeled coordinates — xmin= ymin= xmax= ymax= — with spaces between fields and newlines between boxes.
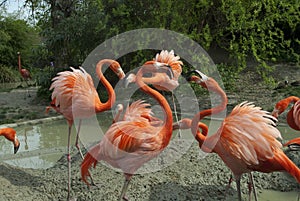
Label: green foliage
xmin=0 ymin=65 xmax=19 ymax=83
xmin=1 ymin=0 xmax=299 ymax=94
xmin=216 ymin=63 xmax=239 ymax=90
xmin=0 ymin=13 xmax=40 ymax=71
xmin=217 ymin=0 xmax=300 ymax=73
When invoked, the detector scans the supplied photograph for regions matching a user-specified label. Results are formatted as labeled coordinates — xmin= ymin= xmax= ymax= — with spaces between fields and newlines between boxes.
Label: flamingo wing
xmin=123 ymin=100 xmax=163 ymax=126
xmin=217 ymin=102 xmax=282 ymax=166
xmin=123 ymin=100 xmax=152 ymax=121
xmin=50 ymin=67 xmax=100 ymax=119
xmin=87 ymin=120 xmax=163 ymax=175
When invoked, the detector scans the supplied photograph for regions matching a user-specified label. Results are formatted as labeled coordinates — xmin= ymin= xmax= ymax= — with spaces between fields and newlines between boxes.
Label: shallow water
xmin=0 ymin=116 xmax=298 ymax=170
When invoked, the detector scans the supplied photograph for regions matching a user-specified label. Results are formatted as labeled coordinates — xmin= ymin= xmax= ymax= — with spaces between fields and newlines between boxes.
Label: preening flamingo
xmin=17 ymin=52 xmax=32 ymax=97
xmin=0 ymin=128 xmax=20 ymax=154
xmin=47 ymin=59 xmax=125 ymax=200
xmin=272 ymin=96 xmax=300 ymax=131
xmin=81 ymin=62 xmax=174 ymax=201
xmin=188 ymin=70 xmax=300 ymax=201
xmin=126 ymin=50 xmax=183 ymax=91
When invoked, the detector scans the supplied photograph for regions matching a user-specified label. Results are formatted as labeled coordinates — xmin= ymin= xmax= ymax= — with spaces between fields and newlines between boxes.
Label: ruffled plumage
xmin=217 ymin=102 xmax=282 ymax=166
xmin=49 ymin=67 xmax=100 ymax=122
xmin=154 ymin=50 xmax=183 ymax=80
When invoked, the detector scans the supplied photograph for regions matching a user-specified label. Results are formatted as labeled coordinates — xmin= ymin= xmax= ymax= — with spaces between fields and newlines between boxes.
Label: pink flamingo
xmin=17 ymin=52 xmax=32 ymax=97
xmin=272 ymin=96 xmax=300 ymax=131
xmin=126 ymin=50 xmax=183 ymax=91
xmin=188 ymin=70 xmax=300 ymax=201
xmin=81 ymin=62 xmax=174 ymax=200
xmin=47 ymin=59 xmax=125 ymax=200
xmin=0 ymin=128 xmax=20 ymax=154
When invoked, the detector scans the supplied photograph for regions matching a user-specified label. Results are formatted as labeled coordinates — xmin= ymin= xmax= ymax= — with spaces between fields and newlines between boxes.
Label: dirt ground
xmin=0 ymin=63 xmax=300 ymax=200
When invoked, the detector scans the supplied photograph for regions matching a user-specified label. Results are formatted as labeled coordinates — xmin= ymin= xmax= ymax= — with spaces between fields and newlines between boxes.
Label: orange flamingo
xmin=17 ymin=52 xmax=32 ymax=97
xmin=0 ymin=128 xmax=20 ymax=154
xmin=272 ymin=96 xmax=300 ymax=131
xmin=47 ymin=59 xmax=125 ymax=200
xmin=126 ymin=50 xmax=183 ymax=91
xmin=187 ymin=70 xmax=300 ymax=201
xmin=81 ymin=62 xmax=173 ymax=201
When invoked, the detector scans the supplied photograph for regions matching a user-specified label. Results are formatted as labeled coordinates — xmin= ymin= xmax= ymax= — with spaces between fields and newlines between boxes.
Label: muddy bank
xmin=0 ymin=143 xmax=299 ymax=201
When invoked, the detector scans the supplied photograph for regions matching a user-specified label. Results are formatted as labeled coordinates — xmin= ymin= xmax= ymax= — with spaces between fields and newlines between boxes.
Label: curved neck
xmin=191 ymin=81 xmax=227 ymax=147
xmin=18 ymin=54 xmax=21 ymax=72
xmin=287 ymin=96 xmax=300 ymax=104
xmin=0 ymin=128 xmax=14 ymax=142
xmin=136 ymin=66 xmax=173 ymax=148
xmin=95 ymin=59 xmax=116 ymax=112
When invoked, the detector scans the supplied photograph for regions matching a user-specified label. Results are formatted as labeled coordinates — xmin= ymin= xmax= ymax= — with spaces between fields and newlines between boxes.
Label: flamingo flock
xmin=2 ymin=50 xmax=300 ymax=201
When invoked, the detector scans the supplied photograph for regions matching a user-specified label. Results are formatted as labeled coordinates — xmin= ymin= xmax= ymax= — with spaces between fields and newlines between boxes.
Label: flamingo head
xmin=1 ymin=128 xmax=20 ymax=154
xmin=186 ymin=70 xmax=222 ymax=93
xmin=109 ymin=61 xmax=125 ymax=79
xmin=272 ymin=99 xmax=289 ymax=118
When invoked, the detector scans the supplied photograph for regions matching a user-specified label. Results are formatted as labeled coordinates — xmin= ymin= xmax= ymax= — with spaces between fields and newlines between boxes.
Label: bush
xmin=0 ymin=65 xmax=19 ymax=83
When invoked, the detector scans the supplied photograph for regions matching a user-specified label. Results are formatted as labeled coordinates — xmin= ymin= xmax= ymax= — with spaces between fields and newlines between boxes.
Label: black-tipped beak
xmin=288 ymin=144 xmax=300 ymax=151
xmin=185 ymin=70 xmax=208 ymax=81
xmin=14 ymin=144 xmax=20 ymax=154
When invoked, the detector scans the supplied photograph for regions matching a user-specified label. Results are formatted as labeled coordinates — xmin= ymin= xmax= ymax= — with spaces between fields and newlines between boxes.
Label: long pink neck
xmin=191 ymin=79 xmax=227 ymax=147
xmin=136 ymin=66 xmax=173 ymax=148
xmin=95 ymin=59 xmax=116 ymax=112
xmin=286 ymin=96 xmax=300 ymax=105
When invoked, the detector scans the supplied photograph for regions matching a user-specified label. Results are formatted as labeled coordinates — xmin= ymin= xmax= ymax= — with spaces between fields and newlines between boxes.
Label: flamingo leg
xmin=25 ymin=80 xmax=31 ymax=97
xmin=171 ymin=92 xmax=181 ymax=138
xmin=235 ymin=175 xmax=242 ymax=201
xmin=67 ymin=125 xmax=72 ymax=200
xmin=248 ymin=173 xmax=258 ymax=201
xmin=119 ymin=175 xmax=132 ymax=201
xmin=75 ymin=119 xmax=84 ymax=159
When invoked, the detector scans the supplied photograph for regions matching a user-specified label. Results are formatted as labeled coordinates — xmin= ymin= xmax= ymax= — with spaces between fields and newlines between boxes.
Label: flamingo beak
xmin=271 ymin=109 xmax=279 ymax=118
xmin=14 ymin=144 xmax=20 ymax=154
xmin=124 ymin=73 xmax=136 ymax=88
xmin=185 ymin=70 xmax=208 ymax=82
xmin=116 ymin=67 xmax=125 ymax=79
xmin=287 ymin=144 xmax=300 ymax=151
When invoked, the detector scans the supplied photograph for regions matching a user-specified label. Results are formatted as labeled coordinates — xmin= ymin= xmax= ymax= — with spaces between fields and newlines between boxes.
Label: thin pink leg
xmin=67 ymin=125 xmax=72 ymax=200
xmin=75 ymin=119 xmax=84 ymax=159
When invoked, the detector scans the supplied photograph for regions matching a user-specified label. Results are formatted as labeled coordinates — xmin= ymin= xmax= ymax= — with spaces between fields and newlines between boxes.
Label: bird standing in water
xmin=47 ymin=59 xmax=125 ymax=200
xmin=81 ymin=62 xmax=174 ymax=201
xmin=188 ymin=70 xmax=300 ymax=201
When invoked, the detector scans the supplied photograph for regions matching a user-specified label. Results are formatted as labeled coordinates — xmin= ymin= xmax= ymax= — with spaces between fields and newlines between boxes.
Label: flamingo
xmin=81 ymin=62 xmax=173 ymax=201
xmin=17 ymin=52 xmax=32 ymax=97
xmin=0 ymin=128 xmax=20 ymax=154
xmin=126 ymin=50 xmax=183 ymax=91
xmin=272 ymin=96 xmax=300 ymax=131
xmin=47 ymin=59 xmax=125 ymax=200
xmin=187 ymin=70 xmax=300 ymax=201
